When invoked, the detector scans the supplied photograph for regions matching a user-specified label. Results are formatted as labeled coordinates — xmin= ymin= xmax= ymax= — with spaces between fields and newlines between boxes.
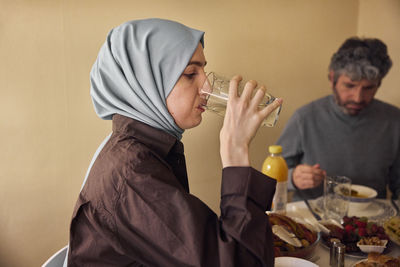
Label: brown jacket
xmin=68 ymin=114 xmax=276 ymax=266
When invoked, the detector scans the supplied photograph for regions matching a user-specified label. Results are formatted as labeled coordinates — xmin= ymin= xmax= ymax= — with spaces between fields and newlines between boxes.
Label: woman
xmin=67 ymin=18 xmax=282 ymax=266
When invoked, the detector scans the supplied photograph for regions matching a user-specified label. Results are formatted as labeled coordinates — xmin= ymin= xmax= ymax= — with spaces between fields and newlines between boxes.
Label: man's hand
xmin=292 ymin=164 xmax=326 ymax=189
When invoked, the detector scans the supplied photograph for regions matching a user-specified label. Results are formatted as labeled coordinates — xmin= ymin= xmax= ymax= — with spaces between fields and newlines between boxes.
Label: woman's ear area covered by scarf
xmin=90 ymin=18 xmax=204 ymax=139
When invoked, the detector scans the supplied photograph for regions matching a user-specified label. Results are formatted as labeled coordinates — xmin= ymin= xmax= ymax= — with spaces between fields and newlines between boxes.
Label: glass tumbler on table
xmin=200 ymin=72 xmax=281 ymax=127
xmin=323 ymin=175 xmax=352 ymax=222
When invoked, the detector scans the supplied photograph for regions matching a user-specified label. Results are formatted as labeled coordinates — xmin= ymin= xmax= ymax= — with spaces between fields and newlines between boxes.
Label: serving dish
xmin=383 ymin=216 xmax=400 ymax=245
xmin=357 ymin=239 xmax=388 ymax=253
xmin=280 ymin=232 xmax=320 ymax=259
xmin=320 ymin=216 xmax=391 ymax=258
xmin=269 ymin=213 xmax=319 ymax=259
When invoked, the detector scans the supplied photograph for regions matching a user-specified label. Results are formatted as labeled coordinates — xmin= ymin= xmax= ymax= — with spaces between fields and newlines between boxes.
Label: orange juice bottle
xmin=262 ymin=145 xmax=288 ymax=214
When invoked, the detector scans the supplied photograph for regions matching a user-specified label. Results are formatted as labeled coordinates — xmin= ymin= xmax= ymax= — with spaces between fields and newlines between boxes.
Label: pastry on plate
xmin=354 ymin=252 xmax=400 ymax=267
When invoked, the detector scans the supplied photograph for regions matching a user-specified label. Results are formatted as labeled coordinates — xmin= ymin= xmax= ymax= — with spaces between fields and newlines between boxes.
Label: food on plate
xmin=354 ymin=252 xmax=400 ymax=267
xmin=322 ymin=216 xmax=389 ymax=253
xmin=383 ymin=216 xmax=400 ymax=245
xmin=269 ymin=213 xmax=318 ymax=257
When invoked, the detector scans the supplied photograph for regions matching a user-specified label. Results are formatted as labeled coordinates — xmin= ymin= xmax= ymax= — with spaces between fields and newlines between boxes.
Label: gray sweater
xmin=277 ymin=95 xmax=400 ymax=200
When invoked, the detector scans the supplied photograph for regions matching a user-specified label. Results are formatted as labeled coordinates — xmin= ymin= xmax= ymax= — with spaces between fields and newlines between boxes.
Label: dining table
xmin=285 ymin=199 xmax=400 ymax=267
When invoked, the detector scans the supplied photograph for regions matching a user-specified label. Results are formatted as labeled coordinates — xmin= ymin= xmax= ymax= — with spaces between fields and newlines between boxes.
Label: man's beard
xmin=332 ymin=86 xmax=367 ymax=116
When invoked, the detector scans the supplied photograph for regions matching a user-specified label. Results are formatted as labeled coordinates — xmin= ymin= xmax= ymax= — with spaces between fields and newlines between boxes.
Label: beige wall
xmin=0 ymin=0 xmax=398 ymax=266
xmin=358 ymin=0 xmax=400 ymax=105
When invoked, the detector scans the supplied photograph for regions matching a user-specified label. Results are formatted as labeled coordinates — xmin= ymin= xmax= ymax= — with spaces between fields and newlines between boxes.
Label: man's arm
xmin=276 ymin=112 xmax=304 ymax=190
xmin=277 ymin=112 xmax=325 ymax=191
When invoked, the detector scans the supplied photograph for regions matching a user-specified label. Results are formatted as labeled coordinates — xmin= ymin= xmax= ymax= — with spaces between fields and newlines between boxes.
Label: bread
xmin=355 ymin=252 xmax=400 ymax=267
xmin=368 ymin=252 xmax=393 ymax=263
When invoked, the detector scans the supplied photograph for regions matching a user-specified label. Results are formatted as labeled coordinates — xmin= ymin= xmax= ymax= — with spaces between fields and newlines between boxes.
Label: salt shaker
xmin=336 ymin=243 xmax=346 ymax=267
xmin=329 ymin=238 xmax=341 ymax=266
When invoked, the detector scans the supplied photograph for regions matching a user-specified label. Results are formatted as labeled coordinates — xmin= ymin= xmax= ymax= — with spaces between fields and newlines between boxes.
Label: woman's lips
xmin=197 ymin=102 xmax=207 ymax=112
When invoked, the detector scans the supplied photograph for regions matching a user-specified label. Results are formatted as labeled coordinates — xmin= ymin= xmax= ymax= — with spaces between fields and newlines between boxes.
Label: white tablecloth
xmin=286 ymin=201 xmax=400 ymax=267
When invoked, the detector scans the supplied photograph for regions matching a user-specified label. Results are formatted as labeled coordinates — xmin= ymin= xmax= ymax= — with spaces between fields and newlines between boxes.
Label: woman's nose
xmin=199 ymin=72 xmax=212 ymax=93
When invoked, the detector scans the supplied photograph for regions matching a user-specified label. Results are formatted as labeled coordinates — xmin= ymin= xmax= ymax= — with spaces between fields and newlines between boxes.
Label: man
xmin=277 ymin=37 xmax=400 ymax=201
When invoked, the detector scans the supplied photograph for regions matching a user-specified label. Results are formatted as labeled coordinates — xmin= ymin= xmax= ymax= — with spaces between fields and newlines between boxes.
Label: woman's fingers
xmin=228 ymin=76 xmax=260 ymax=104
xmin=228 ymin=76 xmax=282 ymax=129
xmin=249 ymin=86 xmax=267 ymax=109
xmin=259 ymin=97 xmax=283 ymax=118
xmin=241 ymin=80 xmax=258 ymax=101
xmin=228 ymin=75 xmax=242 ymax=99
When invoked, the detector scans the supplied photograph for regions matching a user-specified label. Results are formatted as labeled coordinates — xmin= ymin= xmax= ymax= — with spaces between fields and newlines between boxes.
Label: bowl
xmin=357 ymin=239 xmax=387 ymax=253
xmin=270 ymin=213 xmax=320 ymax=259
xmin=280 ymin=232 xmax=320 ymax=259
xmin=348 ymin=184 xmax=377 ymax=211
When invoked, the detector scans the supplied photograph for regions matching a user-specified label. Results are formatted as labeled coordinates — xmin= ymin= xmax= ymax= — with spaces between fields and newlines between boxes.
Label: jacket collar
xmin=112 ymin=114 xmax=183 ymax=158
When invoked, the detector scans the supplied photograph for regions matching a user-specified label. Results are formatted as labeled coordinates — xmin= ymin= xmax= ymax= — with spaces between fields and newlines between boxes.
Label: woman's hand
xmin=220 ymin=75 xmax=283 ymax=168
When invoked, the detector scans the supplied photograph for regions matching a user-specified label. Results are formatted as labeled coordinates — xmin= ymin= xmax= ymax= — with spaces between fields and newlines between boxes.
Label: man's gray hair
xmin=329 ymin=37 xmax=392 ymax=84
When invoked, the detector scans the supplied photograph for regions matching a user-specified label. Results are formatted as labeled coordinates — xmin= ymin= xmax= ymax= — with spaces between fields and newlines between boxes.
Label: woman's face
xmin=166 ymin=43 xmax=207 ymax=129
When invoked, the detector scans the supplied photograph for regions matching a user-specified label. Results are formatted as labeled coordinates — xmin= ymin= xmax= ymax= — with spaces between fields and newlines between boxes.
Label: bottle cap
xmin=269 ymin=145 xmax=282 ymax=154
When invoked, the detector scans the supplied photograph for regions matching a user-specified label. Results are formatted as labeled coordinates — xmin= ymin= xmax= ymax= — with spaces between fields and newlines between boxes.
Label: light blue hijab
xmin=90 ymin=18 xmax=205 ymax=139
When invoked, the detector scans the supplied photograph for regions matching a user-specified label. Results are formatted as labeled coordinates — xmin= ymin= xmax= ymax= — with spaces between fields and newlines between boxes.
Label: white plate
xmin=348 ymin=200 xmax=389 ymax=217
xmin=275 ymin=257 xmax=318 ymax=267
xmin=313 ymin=198 xmax=396 ymax=223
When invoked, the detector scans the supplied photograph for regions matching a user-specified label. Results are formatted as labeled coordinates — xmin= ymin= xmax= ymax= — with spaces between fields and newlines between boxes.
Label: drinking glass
xmin=200 ymin=72 xmax=281 ymax=127
xmin=323 ymin=176 xmax=352 ymax=222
